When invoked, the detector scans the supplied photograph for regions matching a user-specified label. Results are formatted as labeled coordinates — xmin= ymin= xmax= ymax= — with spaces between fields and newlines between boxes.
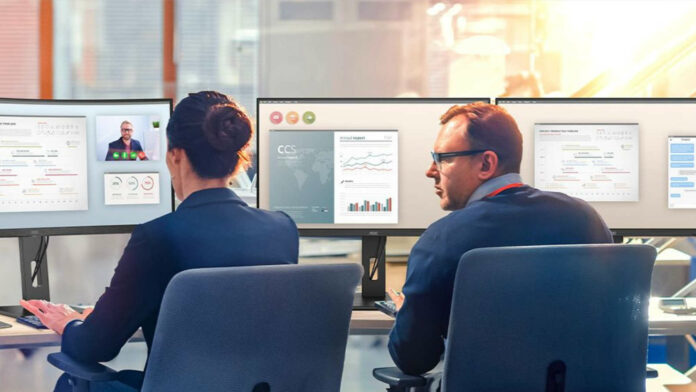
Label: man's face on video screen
xmin=121 ymin=123 xmax=134 ymax=141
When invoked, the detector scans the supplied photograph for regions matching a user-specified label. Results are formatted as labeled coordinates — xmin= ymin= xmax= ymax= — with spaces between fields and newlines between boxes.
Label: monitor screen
xmin=257 ymin=98 xmax=489 ymax=235
xmin=0 ymin=98 xmax=173 ymax=236
xmin=497 ymin=98 xmax=696 ymax=236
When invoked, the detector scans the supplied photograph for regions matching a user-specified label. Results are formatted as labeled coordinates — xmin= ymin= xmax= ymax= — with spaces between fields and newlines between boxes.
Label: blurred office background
xmin=2 ymin=0 xmax=696 ymax=390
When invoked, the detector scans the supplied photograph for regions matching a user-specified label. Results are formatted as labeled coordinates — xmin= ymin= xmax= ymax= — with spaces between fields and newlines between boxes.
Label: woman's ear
xmin=167 ymin=147 xmax=183 ymax=164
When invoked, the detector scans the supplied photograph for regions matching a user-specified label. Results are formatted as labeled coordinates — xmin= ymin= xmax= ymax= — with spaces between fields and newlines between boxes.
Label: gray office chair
xmin=47 ymin=263 xmax=363 ymax=392
xmin=374 ymin=244 xmax=656 ymax=392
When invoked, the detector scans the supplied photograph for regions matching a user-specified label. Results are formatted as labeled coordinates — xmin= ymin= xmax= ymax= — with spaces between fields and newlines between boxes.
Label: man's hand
xmin=20 ymin=299 xmax=89 ymax=335
xmin=388 ymin=288 xmax=405 ymax=312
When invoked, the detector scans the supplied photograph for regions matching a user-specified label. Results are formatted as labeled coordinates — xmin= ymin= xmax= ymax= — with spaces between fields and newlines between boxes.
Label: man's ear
xmin=478 ymin=151 xmax=499 ymax=180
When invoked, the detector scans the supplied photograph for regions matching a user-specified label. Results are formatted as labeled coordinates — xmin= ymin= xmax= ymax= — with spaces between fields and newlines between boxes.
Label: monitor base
xmin=353 ymin=291 xmax=387 ymax=310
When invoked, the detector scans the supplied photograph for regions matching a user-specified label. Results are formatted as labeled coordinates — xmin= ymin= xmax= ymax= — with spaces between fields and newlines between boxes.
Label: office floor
xmin=0 ymin=336 xmax=393 ymax=391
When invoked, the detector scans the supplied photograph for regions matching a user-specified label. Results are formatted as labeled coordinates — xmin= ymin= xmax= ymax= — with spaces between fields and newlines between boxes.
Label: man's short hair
xmin=120 ymin=120 xmax=133 ymax=129
xmin=440 ymin=102 xmax=523 ymax=173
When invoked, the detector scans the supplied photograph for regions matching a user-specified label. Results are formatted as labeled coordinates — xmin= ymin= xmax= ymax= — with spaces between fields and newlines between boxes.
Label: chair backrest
xmin=442 ymin=244 xmax=656 ymax=392
xmin=141 ymin=263 xmax=362 ymax=392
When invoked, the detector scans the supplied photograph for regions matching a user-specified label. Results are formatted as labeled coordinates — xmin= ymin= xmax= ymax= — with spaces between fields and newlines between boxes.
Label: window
xmin=176 ymin=0 xmax=258 ymax=116
xmin=53 ymin=0 xmax=163 ymax=99
xmin=0 ymin=0 xmax=40 ymax=98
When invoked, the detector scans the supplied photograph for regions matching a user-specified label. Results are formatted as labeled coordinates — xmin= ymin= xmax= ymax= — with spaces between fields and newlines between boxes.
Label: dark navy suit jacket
xmin=61 ymin=188 xmax=299 ymax=365
xmin=388 ymin=185 xmax=613 ymax=375
xmin=106 ymin=138 xmax=145 ymax=160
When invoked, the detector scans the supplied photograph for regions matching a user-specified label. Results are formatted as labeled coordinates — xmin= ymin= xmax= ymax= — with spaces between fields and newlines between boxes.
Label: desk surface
xmin=0 ymin=314 xmax=61 ymax=349
xmin=2 ymin=312 xmax=695 ymax=390
xmin=0 ymin=311 xmax=395 ymax=349
xmin=3 ymin=297 xmax=696 ymax=349
xmin=350 ymin=297 xmax=696 ymax=337
xmin=648 ymin=363 xmax=692 ymax=391
xmin=649 ymin=297 xmax=696 ymax=336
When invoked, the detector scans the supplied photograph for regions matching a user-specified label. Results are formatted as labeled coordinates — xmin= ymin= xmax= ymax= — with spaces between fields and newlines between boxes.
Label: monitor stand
xmin=353 ymin=235 xmax=388 ymax=310
xmin=0 ymin=236 xmax=50 ymax=319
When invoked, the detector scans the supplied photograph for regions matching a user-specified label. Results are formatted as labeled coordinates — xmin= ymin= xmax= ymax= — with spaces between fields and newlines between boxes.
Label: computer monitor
xmin=257 ymin=98 xmax=489 ymax=307
xmin=0 ymin=98 xmax=172 ymax=309
xmin=257 ymin=98 xmax=490 ymax=235
xmin=0 ymin=98 xmax=173 ymax=235
xmin=497 ymin=97 xmax=696 ymax=237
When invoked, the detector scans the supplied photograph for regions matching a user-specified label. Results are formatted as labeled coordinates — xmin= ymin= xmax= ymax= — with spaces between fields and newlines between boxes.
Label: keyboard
xmin=16 ymin=315 xmax=47 ymax=329
xmin=375 ymin=300 xmax=397 ymax=317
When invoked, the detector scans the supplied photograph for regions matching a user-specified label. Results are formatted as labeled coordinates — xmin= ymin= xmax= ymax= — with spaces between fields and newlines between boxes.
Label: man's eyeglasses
xmin=121 ymin=129 xmax=134 ymax=133
xmin=430 ymin=149 xmax=490 ymax=170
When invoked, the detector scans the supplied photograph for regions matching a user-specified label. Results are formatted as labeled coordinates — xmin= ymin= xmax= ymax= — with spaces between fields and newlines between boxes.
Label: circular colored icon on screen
xmin=121 ymin=152 xmax=128 ymax=160
xmin=137 ymin=151 xmax=147 ymax=160
xmin=130 ymin=152 xmax=137 ymax=160
xmin=270 ymin=111 xmax=283 ymax=125
xmin=113 ymin=152 xmax=120 ymax=160
xmin=142 ymin=176 xmax=155 ymax=191
xmin=286 ymin=111 xmax=299 ymax=124
xmin=110 ymin=176 xmax=123 ymax=190
xmin=302 ymin=111 xmax=316 ymax=124
xmin=127 ymin=176 xmax=139 ymax=191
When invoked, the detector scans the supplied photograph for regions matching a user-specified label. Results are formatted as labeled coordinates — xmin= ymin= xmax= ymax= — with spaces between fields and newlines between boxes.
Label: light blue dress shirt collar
xmin=465 ymin=172 xmax=524 ymax=207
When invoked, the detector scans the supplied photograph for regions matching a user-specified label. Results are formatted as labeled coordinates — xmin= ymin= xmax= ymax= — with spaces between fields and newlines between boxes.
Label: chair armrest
xmin=47 ymin=352 xmax=118 ymax=382
xmin=373 ymin=367 xmax=427 ymax=388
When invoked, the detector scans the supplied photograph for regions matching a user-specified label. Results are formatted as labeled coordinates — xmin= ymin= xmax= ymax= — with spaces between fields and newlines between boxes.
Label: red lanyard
xmin=485 ymin=183 xmax=524 ymax=198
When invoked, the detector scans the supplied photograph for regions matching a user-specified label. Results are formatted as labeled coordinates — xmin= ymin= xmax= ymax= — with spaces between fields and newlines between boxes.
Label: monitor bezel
xmin=256 ymin=97 xmax=491 ymax=237
xmin=497 ymin=97 xmax=696 ymax=237
xmin=0 ymin=97 xmax=175 ymax=237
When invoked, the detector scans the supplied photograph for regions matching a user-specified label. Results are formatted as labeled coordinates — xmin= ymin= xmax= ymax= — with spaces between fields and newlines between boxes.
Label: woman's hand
xmin=20 ymin=299 xmax=87 ymax=335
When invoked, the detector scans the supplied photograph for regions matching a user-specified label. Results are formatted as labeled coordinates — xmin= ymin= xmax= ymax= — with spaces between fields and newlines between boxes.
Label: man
xmin=388 ymin=103 xmax=612 ymax=376
xmin=105 ymin=120 xmax=147 ymax=161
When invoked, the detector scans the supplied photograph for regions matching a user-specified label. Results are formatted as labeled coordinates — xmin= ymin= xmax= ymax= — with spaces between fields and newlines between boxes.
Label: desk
xmin=353 ymin=298 xmax=696 ymax=337
xmin=650 ymin=297 xmax=696 ymax=336
xmin=355 ymin=298 xmax=696 ymax=337
xmin=4 ymin=298 xmax=696 ymax=349
xmin=2 ymin=313 xmax=695 ymax=391
xmin=0 ymin=311 xmax=395 ymax=349
xmin=0 ymin=314 xmax=63 ymax=349
xmin=0 ymin=314 xmax=145 ymax=349
xmin=649 ymin=363 xmax=693 ymax=391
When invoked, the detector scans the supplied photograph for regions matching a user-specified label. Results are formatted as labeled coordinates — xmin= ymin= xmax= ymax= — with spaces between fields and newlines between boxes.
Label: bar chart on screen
xmin=334 ymin=131 xmax=398 ymax=224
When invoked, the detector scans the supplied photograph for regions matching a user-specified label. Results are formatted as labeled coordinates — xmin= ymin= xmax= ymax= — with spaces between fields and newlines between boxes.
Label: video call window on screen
xmin=96 ymin=115 xmax=161 ymax=162
xmin=0 ymin=99 xmax=172 ymax=235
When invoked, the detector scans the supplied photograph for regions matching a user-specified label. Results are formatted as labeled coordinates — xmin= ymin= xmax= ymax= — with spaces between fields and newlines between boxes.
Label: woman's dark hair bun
xmin=167 ymin=91 xmax=254 ymax=178
xmin=202 ymin=104 xmax=252 ymax=153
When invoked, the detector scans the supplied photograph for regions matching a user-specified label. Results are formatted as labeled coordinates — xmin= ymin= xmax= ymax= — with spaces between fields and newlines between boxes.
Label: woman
xmin=22 ymin=91 xmax=299 ymax=391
